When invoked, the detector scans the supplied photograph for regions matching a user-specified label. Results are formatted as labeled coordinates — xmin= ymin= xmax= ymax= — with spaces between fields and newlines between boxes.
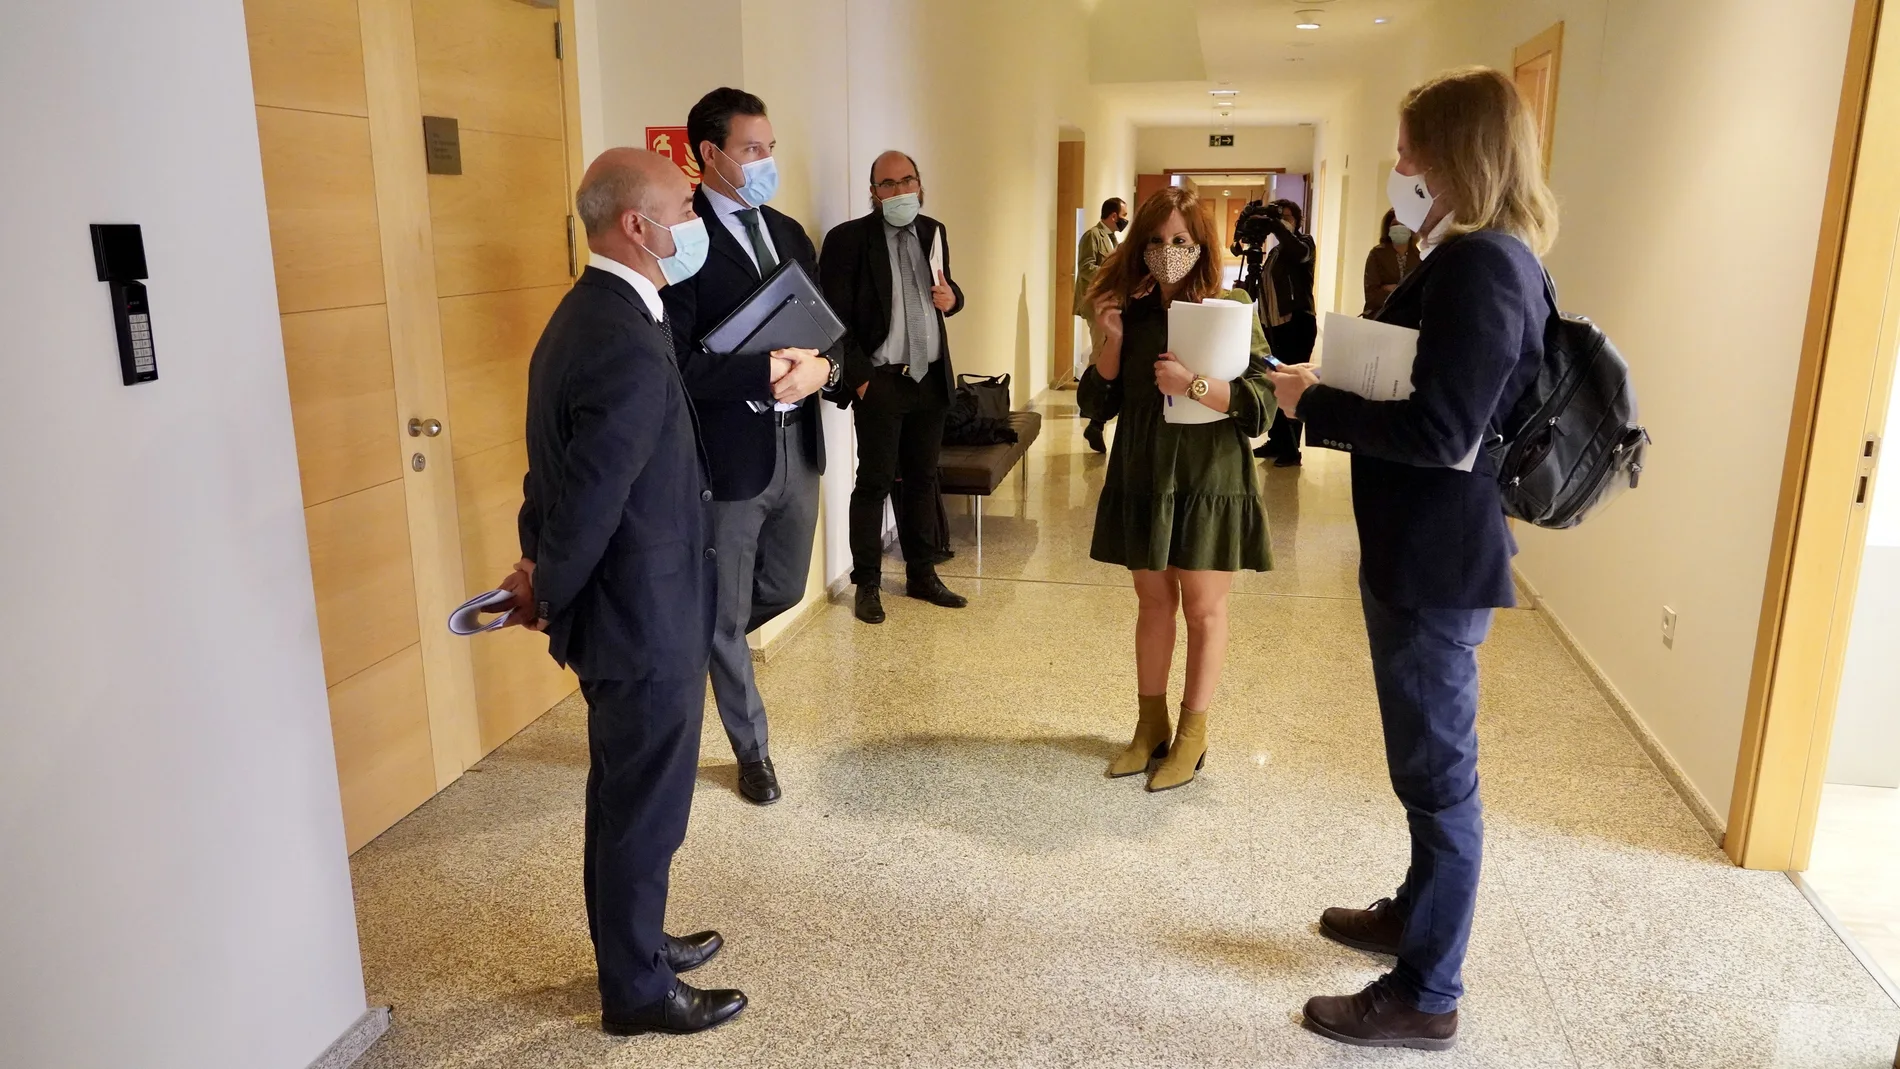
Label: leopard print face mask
xmin=1144 ymin=242 xmax=1202 ymax=285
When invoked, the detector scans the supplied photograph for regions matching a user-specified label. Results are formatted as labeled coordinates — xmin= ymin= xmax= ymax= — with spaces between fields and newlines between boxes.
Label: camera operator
xmin=1252 ymin=198 xmax=1317 ymax=466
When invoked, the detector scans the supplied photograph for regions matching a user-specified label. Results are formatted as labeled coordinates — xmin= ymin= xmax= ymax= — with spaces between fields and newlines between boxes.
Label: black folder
xmin=700 ymin=259 xmax=847 ymax=356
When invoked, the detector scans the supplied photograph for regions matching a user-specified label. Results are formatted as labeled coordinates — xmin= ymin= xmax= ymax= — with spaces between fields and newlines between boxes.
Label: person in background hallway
xmin=820 ymin=150 xmax=969 ymax=625
xmin=1250 ymin=198 xmax=1318 ymax=466
xmin=1267 ymin=67 xmax=1557 ymax=1051
xmin=1364 ymin=208 xmax=1422 ymax=317
xmin=1076 ymin=197 xmax=1128 ymax=453
xmin=1088 ymin=186 xmax=1275 ymax=793
xmin=664 ymin=87 xmax=840 ymax=807
xmin=503 ymin=149 xmax=744 ymax=1036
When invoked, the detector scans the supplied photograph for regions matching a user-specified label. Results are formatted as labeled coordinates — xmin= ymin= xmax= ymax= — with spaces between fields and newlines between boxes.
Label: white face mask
xmin=879 ymin=191 xmax=921 ymax=228
xmin=1387 ymin=167 xmax=1434 ymax=233
xmin=1388 ymin=224 xmax=1414 ymax=246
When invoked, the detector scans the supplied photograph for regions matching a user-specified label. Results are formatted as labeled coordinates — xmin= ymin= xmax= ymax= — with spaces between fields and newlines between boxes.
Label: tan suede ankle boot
xmin=1108 ymin=695 xmax=1172 ymax=778
xmin=1147 ymin=707 xmax=1207 ymax=791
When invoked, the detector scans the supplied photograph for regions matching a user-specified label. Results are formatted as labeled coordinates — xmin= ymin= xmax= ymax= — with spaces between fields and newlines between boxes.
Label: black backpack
xmin=943 ymin=373 xmax=1019 ymax=447
xmin=1488 ymin=277 xmax=1650 ymax=529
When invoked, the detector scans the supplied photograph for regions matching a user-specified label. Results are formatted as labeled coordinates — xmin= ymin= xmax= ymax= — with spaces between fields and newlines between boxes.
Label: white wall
xmin=1134 ymin=123 xmax=1318 ymax=174
xmin=1387 ymin=0 xmax=1860 ymax=817
xmin=0 ymin=2 xmax=371 ymax=1068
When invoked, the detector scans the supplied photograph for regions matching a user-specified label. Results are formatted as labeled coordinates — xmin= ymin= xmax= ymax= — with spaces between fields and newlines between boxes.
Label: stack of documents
xmin=1317 ymin=313 xmax=1479 ymax=471
xmin=1164 ymin=298 xmax=1255 ymax=424
xmin=448 ymin=589 xmax=517 ymax=636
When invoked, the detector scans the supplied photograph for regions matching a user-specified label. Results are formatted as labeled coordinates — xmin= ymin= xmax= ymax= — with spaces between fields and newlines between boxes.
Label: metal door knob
xmin=409 ymin=417 xmax=443 ymax=438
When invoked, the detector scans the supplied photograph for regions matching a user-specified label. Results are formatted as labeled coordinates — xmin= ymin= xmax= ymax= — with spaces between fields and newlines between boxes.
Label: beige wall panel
xmin=428 ymin=130 xmax=571 ymax=297
xmin=305 ymin=480 xmax=421 ymax=686
xmin=413 ymin=0 xmax=563 ymax=139
xmin=328 ymin=645 xmax=436 ymax=852
xmin=453 ymin=439 xmax=573 ymax=749
xmin=256 ymin=106 xmax=386 ymax=313
xmin=439 ymin=285 xmax=564 ymax=460
xmin=281 ymin=304 xmax=401 ymax=506
xmin=243 ymin=0 xmax=369 ymax=116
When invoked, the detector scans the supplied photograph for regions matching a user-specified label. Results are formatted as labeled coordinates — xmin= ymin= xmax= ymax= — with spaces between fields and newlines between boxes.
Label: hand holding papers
xmin=448 ymin=589 xmax=519 ymax=636
xmin=1163 ymin=299 xmax=1255 ymax=424
xmin=1316 ymin=313 xmax=1480 ymax=472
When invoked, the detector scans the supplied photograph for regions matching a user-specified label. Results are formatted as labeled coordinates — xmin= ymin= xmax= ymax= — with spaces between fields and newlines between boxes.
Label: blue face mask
xmin=716 ymin=146 xmax=779 ymax=208
xmin=637 ymin=214 xmax=709 ymax=285
xmin=879 ymin=192 xmax=921 ymax=228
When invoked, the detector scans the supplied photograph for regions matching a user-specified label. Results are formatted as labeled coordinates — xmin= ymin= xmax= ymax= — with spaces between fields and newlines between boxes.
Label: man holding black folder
xmin=663 ymin=88 xmax=839 ymax=806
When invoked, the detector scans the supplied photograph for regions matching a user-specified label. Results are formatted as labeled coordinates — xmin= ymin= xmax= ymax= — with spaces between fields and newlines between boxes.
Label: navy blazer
xmin=518 ymin=266 xmax=716 ymax=681
xmin=818 ymin=210 xmax=965 ymax=405
xmin=662 ymin=187 xmax=832 ymax=501
xmin=1298 ymin=230 xmax=1547 ymax=610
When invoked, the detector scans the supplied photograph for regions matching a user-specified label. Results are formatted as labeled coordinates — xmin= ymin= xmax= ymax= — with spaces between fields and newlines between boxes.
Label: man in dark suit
xmin=819 ymin=150 xmax=969 ymax=625
xmin=503 ymin=148 xmax=744 ymax=1037
xmin=662 ymin=88 xmax=837 ymax=806
xmin=1253 ymin=199 xmax=1319 ymax=466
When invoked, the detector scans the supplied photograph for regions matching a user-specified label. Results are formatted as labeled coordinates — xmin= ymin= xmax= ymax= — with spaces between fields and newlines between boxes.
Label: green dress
xmin=1090 ymin=288 xmax=1276 ymax=573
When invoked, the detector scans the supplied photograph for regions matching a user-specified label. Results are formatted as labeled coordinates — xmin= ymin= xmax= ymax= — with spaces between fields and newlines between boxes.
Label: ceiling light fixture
xmin=1374 ymin=16 xmax=1390 ymax=24
xmin=1295 ymin=9 xmax=1322 ymax=29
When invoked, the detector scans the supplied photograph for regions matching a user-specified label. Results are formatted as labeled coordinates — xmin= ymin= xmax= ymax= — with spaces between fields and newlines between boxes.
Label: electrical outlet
xmin=1661 ymin=606 xmax=1678 ymax=649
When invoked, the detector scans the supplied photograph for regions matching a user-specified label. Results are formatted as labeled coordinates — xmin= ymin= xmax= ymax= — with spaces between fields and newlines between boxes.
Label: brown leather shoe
xmin=1320 ymin=896 xmax=1403 ymax=956
xmin=1303 ymin=979 xmax=1457 ymax=1051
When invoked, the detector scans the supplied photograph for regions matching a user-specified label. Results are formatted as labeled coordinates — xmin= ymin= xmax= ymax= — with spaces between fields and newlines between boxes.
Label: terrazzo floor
xmin=350 ymin=394 xmax=1900 ymax=1068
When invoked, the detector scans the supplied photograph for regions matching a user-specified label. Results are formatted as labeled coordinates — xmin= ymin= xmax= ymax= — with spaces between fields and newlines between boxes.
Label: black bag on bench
xmin=943 ymin=373 xmax=1019 ymax=446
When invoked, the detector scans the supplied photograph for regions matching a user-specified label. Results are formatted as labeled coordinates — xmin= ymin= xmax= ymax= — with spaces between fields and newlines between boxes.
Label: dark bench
xmin=938 ymin=410 xmax=1042 ymax=555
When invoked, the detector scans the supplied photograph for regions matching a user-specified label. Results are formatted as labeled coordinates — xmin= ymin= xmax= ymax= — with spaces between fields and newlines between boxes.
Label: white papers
xmin=448 ymin=589 xmax=518 ymax=636
xmin=1317 ymin=312 xmax=1479 ymax=471
xmin=1164 ymin=298 xmax=1255 ymax=424
xmin=928 ymin=226 xmax=945 ymax=286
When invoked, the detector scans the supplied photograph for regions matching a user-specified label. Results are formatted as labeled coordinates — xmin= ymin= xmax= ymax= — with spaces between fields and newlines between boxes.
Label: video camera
xmin=1231 ymin=200 xmax=1285 ymax=253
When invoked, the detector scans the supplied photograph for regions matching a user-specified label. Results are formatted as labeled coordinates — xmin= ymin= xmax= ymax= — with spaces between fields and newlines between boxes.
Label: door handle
xmin=409 ymin=417 xmax=443 ymax=438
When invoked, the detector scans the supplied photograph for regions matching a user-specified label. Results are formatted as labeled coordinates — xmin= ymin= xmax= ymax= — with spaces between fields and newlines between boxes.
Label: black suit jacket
xmin=818 ymin=210 xmax=965 ymax=405
xmin=518 ymin=266 xmax=716 ymax=681
xmin=1298 ymin=230 xmax=1546 ymax=610
xmin=662 ymin=188 xmax=831 ymax=501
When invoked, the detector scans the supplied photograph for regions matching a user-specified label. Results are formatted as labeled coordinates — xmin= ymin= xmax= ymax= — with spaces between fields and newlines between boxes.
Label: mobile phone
xmin=1263 ymin=354 xmax=1285 ymax=370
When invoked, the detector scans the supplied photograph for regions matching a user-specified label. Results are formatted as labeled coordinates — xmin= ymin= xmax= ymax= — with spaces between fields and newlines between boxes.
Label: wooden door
xmin=1135 ymin=173 xmax=1169 ymax=210
xmin=244 ymin=0 xmax=580 ymax=852
xmin=1053 ymin=140 xmax=1085 ymax=385
xmin=413 ymin=0 xmax=579 ymax=751
xmin=1514 ymin=22 xmax=1564 ymax=176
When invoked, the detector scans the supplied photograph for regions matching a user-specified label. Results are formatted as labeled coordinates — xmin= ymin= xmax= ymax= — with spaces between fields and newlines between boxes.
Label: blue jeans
xmin=1360 ymin=574 xmax=1494 ymax=1014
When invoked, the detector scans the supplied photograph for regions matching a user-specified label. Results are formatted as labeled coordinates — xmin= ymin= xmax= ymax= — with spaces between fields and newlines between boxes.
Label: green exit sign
xmin=1209 ymin=134 xmax=1235 ymax=147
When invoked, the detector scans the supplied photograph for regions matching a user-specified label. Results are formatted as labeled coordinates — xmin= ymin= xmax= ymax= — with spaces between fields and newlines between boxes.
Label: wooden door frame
xmin=1053 ymin=138 xmax=1085 ymax=388
xmin=1727 ymin=0 xmax=1899 ymax=870
xmin=1513 ymin=21 xmax=1564 ymax=176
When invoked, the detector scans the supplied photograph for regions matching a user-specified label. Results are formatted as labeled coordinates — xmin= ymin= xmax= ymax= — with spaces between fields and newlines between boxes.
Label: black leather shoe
xmin=905 ymin=573 xmax=968 ymax=609
xmin=601 ymin=980 xmax=747 ymax=1037
xmin=1274 ymin=452 xmax=1303 ymax=468
xmin=854 ymin=584 xmax=885 ymax=624
xmin=737 ymin=758 xmax=780 ymax=805
xmin=663 ymin=930 xmax=723 ymax=974
xmin=1253 ymin=442 xmax=1276 ymax=459
xmin=1084 ymin=420 xmax=1107 ymax=453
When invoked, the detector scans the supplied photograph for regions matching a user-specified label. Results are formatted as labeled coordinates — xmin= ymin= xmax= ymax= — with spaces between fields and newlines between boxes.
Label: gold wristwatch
xmin=1187 ymin=375 xmax=1211 ymax=400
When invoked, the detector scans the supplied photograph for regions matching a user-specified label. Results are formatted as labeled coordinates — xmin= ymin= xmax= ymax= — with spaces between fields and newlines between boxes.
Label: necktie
xmin=898 ymin=225 xmax=931 ymax=381
xmin=737 ymin=208 xmax=778 ymax=276
xmin=657 ymin=314 xmax=675 ymax=358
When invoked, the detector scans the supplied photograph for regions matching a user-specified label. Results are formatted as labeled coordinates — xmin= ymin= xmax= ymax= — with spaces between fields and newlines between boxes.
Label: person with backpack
xmin=1264 ymin=67 xmax=1559 ymax=1051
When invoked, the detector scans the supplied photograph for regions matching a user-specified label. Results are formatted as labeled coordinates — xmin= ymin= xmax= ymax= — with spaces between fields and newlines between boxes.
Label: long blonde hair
xmin=1401 ymin=66 xmax=1559 ymax=255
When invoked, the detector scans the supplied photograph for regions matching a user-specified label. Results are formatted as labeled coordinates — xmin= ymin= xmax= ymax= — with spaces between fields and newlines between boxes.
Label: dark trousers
xmin=1266 ymin=313 xmax=1318 ymax=458
xmin=580 ymin=672 xmax=706 ymax=1015
xmin=850 ymin=361 xmax=949 ymax=584
xmin=708 ymin=420 xmax=820 ymax=761
xmin=1359 ymin=573 xmax=1494 ymax=1015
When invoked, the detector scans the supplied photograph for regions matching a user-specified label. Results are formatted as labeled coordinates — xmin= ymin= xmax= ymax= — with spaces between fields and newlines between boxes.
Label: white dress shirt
xmin=587 ymin=253 xmax=666 ymax=322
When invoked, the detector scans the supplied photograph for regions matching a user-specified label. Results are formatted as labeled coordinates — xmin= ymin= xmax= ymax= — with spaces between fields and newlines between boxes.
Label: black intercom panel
xmin=90 ymin=223 xmax=157 ymax=385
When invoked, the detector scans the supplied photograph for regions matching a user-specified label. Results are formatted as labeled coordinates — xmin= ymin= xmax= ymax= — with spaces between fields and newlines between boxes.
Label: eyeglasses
xmin=873 ymin=176 xmax=921 ymax=194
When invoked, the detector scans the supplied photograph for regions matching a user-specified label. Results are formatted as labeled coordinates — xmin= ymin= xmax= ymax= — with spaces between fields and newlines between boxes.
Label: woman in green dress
xmin=1086 ymin=185 xmax=1275 ymax=791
